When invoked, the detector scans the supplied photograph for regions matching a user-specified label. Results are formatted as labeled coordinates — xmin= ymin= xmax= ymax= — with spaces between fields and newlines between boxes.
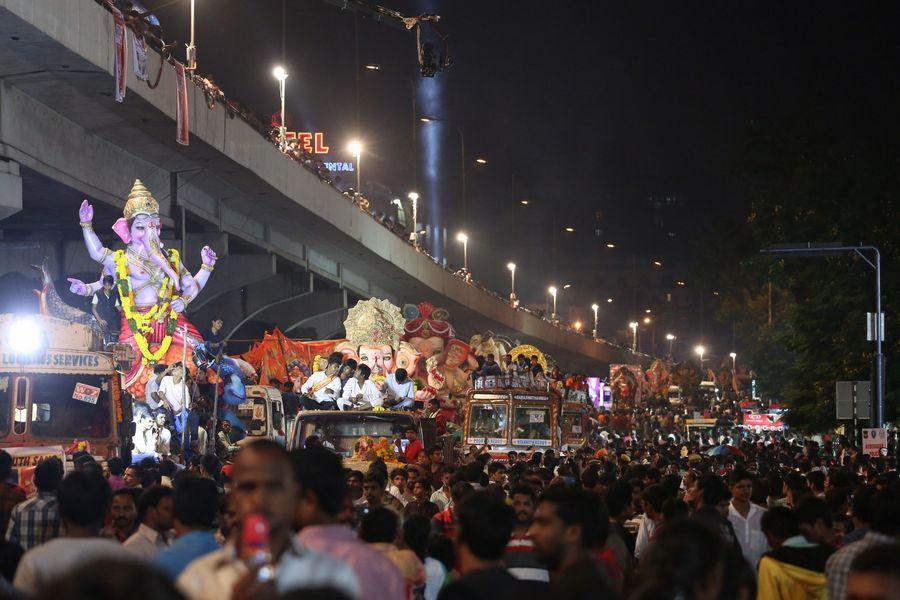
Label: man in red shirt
xmin=399 ymin=426 xmax=424 ymax=463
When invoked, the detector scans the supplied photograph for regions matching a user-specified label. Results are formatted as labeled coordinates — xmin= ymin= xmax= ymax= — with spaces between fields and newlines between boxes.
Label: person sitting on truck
xmin=481 ymin=353 xmax=502 ymax=377
xmin=339 ymin=364 xmax=382 ymax=411
xmin=398 ymin=426 xmax=425 ymax=464
xmin=300 ymin=354 xmax=342 ymax=410
xmin=384 ymin=368 xmax=415 ymax=410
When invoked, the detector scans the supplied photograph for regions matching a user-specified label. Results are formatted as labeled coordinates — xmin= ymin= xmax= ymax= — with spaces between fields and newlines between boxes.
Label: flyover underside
xmin=0 ymin=0 xmax=649 ymax=373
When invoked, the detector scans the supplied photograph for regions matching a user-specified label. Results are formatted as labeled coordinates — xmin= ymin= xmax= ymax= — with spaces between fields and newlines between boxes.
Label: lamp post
xmin=272 ymin=66 xmax=288 ymax=147
xmin=591 ymin=304 xmax=599 ymax=340
xmin=186 ymin=0 xmax=197 ymax=70
xmin=347 ymin=140 xmax=363 ymax=191
xmin=729 ymin=351 xmax=737 ymax=373
xmin=695 ymin=345 xmax=706 ymax=371
xmin=629 ymin=322 xmax=639 ymax=352
xmin=407 ymin=191 xmax=419 ymax=247
xmin=549 ymin=287 xmax=558 ymax=322
xmin=666 ymin=333 xmax=676 ymax=358
xmin=760 ymin=243 xmax=884 ymax=428
xmin=456 ymin=232 xmax=468 ymax=273
xmin=507 ymin=262 xmax=517 ymax=305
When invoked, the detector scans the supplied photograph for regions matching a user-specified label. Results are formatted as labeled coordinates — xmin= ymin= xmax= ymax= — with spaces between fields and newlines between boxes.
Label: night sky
xmin=140 ymin=0 xmax=899 ymax=348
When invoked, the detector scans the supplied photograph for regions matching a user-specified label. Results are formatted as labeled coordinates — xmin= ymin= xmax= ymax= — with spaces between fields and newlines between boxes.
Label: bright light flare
xmin=347 ymin=140 xmax=363 ymax=156
xmin=7 ymin=316 xmax=43 ymax=354
xmin=507 ymin=262 xmax=516 ymax=271
xmin=695 ymin=345 xmax=706 ymax=356
xmin=456 ymin=232 xmax=468 ymax=243
xmin=407 ymin=191 xmax=419 ymax=201
xmin=272 ymin=66 xmax=288 ymax=81
xmin=666 ymin=333 xmax=676 ymax=341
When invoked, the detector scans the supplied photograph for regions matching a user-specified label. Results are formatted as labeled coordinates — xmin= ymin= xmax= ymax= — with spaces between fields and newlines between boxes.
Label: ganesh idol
xmin=334 ymin=298 xmax=422 ymax=382
xmin=66 ymin=179 xmax=217 ymax=397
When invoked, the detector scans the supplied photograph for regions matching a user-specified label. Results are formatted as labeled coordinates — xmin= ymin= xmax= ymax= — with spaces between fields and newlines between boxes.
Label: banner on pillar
xmin=112 ymin=7 xmax=127 ymax=102
xmin=132 ymin=31 xmax=149 ymax=81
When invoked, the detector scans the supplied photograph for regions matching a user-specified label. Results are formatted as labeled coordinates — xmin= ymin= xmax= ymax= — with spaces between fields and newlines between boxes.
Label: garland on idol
xmin=114 ymin=248 xmax=181 ymax=364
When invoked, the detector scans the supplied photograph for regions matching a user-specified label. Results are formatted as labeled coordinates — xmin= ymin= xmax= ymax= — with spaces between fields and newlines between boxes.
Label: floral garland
xmin=113 ymin=248 xmax=181 ymax=364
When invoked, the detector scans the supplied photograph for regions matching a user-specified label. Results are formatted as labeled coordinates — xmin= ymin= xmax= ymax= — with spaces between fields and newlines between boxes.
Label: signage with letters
xmin=0 ymin=350 xmax=113 ymax=374
xmin=862 ymin=428 xmax=887 ymax=457
xmin=73 ymin=382 xmax=101 ymax=405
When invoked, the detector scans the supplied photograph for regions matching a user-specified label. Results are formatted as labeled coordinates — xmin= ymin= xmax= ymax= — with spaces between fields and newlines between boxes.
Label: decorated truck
xmin=0 ymin=314 xmax=127 ymax=491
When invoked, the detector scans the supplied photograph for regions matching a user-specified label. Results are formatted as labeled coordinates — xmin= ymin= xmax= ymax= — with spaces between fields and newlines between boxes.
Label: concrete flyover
xmin=0 ymin=0 xmax=650 ymax=371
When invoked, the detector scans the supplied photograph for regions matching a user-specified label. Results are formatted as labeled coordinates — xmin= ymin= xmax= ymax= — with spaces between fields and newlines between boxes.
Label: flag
xmin=132 ymin=31 xmax=149 ymax=81
xmin=112 ymin=7 xmax=127 ymax=102
xmin=175 ymin=62 xmax=189 ymax=145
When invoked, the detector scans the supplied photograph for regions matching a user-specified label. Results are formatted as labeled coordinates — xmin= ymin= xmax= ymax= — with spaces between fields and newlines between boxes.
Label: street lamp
xmin=186 ymin=0 xmax=197 ymax=69
xmin=347 ymin=140 xmax=363 ymax=191
xmin=629 ymin=322 xmax=638 ymax=352
xmin=406 ymin=192 xmax=419 ymax=246
xmin=666 ymin=333 xmax=676 ymax=357
xmin=549 ymin=286 xmax=558 ymax=321
xmin=591 ymin=303 xmax=599 ymax=340
xmin=574 ymin=321 xmax=583 ymax=333
xmin=507 ymin=262 xmax=517 ymax=305
xmin=643 ymin=316 xmax=651 ymax=325
xmin=475 ymin=157 xmax=488 ymax=165
xmin=272 ymin=66 xmax=288 ymax=147
xmin=760 ymin=243 xmax=885 ymax=427
xmin=729 ymin=351 xmax=737 ymax=372
xmin=456 ymin=232 xmax=469 ymax=273
xmin=695 ymin=345 xmax=706 ymax=370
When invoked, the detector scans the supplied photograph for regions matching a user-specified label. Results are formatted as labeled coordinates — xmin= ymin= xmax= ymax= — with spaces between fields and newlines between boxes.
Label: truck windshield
xmin=466 ymin=403 xmax=508 ymax=445
xmin=512 ymin=406 xmax=552 ymax=447
xmin=29 ymin=374 xmax=112 ymax=440
xmin=298 ymin=414 xmax=415 ymax=458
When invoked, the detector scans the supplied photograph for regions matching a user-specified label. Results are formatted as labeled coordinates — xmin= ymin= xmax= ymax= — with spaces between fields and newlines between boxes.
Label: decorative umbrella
xmin=706 ymin=444 xmax=744 ymax=458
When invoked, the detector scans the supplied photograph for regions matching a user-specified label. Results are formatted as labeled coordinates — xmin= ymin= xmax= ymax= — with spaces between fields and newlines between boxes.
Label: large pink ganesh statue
xmin=334 ymin=298 xmax=422 ymax=381
xmin=67 ymin=180 xmax=217 ymax=397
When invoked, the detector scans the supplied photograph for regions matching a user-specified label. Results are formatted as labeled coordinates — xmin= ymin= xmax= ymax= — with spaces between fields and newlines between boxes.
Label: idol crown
xmin=123 ymin=179 xmax=159 ymax=220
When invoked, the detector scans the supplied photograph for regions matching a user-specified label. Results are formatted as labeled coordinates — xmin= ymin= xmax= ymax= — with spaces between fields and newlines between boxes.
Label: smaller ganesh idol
xmin=67 ymin=180 xmax=217 ymax=397
xmin=335 ymin=298 xmax=421 ymax=383
xmin=402 ymin=302 xmax=455 ymax=365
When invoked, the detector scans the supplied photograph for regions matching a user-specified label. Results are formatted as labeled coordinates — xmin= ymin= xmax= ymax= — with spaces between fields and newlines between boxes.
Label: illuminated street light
xmin=574 ymin=321 xmax=583 ymax=333
xmin=643 ymin=317 xmax=651 ymax=325
xmin=676 ymin=281 xmax=686 ymax=286
xmin=273 ymin=66 xmax=288 ymax=147
xmin=645 ymin=308 xmax=652 ymax=314
xmin=520 ymin=199 xmax=530 ymax=205
xmin=666 ymin=333 xmax=676 ymax=356
xmin=629 ymin=321 xmax=638 ymax=352
xmin=549 ymin=286 xmax=558 ymax=321
xmin=653 ymin=260 xmax=662 ymax=267
xmin=475 ymin=157 xmax=488 ymax=165
xmin=507 ymin=262 xmax=517 ymax=305
xmin=695 ymin=345 xmax=706 ymax=368
xmin=456 ymin=232 xmax=469 ymax=272
xmin=606 ymin=243 xmax=616 ymax=249
xmin=606 ymin=298 xmax=613 ymax=303
xmin=729 ymin=351 xmax=737 ymax=372
xmin=407 ymin=191 xmax=419 ymax=247
xmin=562 ymin=283 xmax=572 ymax=290
xmin=591 ymin=303 xmax=599 ymax=340
xmin=564 ymin=227 xmax=575 ymax=233
xmin=347 ymin=140 xmax=363 ymax=191
xmin=364 ymin=63 xmax=381 ymax=70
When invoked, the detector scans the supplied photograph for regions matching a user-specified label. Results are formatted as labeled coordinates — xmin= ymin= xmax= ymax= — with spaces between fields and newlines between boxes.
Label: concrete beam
xmin=0 ymin=157 xmax=22 ymax=220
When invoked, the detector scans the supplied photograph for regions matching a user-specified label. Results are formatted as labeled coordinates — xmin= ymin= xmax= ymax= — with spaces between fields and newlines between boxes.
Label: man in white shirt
xmin=634 ymin=484 xmax=667 ymax=559
xmin=124 ymin=485 xmax=174 ymax=559
xmin=384 ymin=368 xmax=415 ymax=410
xmin=339 ymin=364 xmax=383 ymax=410
xmin=299 ymin=357 xmax=342 ymax=410
xmin=157 ymin=363 xmax=190 ymax=434
xmin=14 ymin=470 xmax=124 ymax=594
xmin=177 ymin=440 xmax=358 ymax=600
xmin=727 ymin=469 xmax=768 ymax=567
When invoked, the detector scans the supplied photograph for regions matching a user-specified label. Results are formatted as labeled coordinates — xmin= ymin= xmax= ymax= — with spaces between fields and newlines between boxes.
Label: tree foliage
xmin=699 ymin=116 xmax=899 ymax=431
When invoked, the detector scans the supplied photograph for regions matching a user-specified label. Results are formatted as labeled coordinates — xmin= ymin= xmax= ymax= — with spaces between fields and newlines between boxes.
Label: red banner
xmin=112 ymin=7 xmax=127 ymax=102
xmin=742 ymin=412 xmax=786 ymax=431
xmin=175 ymin=62 xmax=189 ymax=145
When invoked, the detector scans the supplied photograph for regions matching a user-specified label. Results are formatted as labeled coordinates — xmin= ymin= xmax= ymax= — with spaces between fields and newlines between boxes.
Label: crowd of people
xmin=0 ymin=398 xmax=895 ymax=600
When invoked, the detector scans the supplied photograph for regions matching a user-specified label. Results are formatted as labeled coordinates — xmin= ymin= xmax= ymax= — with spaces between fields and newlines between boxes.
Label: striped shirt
xmin=826 ymin=531 xmax=899 ymax=600
xmin=5 ymin=491 xmax=59 ymax=551
xmin=503 ymin=534 xmax=550 ymax=582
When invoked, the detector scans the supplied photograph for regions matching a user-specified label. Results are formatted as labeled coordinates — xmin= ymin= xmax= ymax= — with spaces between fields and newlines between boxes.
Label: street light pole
xmin=760 ymin=243 xmax=884 ymax=428
xmin=272 ymin=66 xmax=288 ymax=147
xmin=456 ymin=233 xmax=468 ymax=272
xmin=186 ymin=0 xmax=197 ymax=69
xmin=591 ymin=304 xmax=599 ymax=340
xmin=666 ymin=333 xmax=676 ymax=358
xmin=549 ymin=287 xmax=558 ymax=322
xmin=507 ymin=263 xmax=517 ymax=304
xmin=730 ymin=351 xmax=737 ymax=373
xmin=629 ymin=322 xmax=638 ymax=352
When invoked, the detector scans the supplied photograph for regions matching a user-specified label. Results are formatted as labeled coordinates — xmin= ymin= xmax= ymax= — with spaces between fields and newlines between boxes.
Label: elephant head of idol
xmin=111 ymin=180 xmax=180 ymax=285
xmin=402 ymin=302 xmax=454 ymax=360
xmin=339 ymin=298 xmax=416 ymax=377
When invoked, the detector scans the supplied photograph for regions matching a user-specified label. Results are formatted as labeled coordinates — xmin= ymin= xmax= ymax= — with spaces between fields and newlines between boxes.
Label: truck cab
xmin=464 ymin=387 xmax=561 ymax=459
xmin=234 ymin=385 xmax=289 ymax=446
